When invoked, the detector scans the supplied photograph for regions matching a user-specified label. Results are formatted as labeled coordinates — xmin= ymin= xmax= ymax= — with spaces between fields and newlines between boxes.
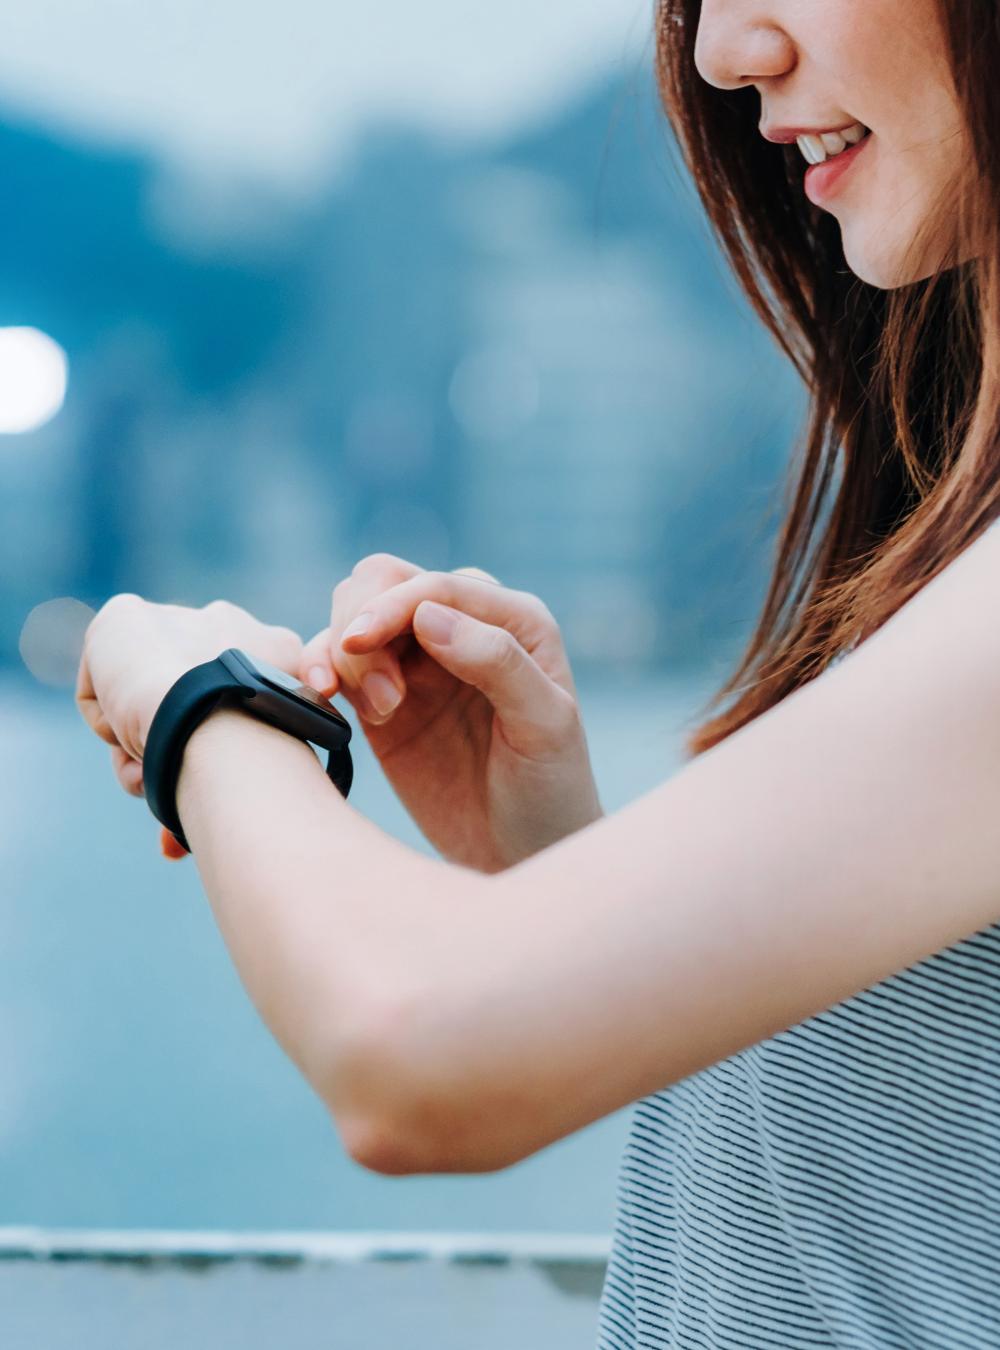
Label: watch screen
xmin=240 ymin=652 xmax=341 ymax=718
xmin=255 ymin=658 xmax=307 ymax=696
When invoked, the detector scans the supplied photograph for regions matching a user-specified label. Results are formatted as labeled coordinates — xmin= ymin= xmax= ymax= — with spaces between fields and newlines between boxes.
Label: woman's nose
xmin=693 ymin=2 xmax=796 ymax=92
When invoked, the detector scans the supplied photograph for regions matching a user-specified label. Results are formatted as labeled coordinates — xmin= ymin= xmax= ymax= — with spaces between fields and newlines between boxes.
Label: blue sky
xmin=0 ymin=0 xmax=651 ymax=192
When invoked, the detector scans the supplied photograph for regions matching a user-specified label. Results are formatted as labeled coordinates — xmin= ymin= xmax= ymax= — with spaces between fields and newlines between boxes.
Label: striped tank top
xmin=596 ymin=639 xmax=1000 ymax=1348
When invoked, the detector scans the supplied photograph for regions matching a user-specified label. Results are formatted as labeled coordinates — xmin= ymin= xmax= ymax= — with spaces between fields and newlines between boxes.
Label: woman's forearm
xmin=175 ymin=705 xmax=481 ymax=1160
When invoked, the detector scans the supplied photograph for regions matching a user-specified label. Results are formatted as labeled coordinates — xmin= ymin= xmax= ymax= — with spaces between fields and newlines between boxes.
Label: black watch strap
xmin=143 ymin=658 xmax=245 ymax=852
xmin=324 ymin=737 xmax=354 ymax=799
xmin=144 ymin=657 xmax=354 ymax=853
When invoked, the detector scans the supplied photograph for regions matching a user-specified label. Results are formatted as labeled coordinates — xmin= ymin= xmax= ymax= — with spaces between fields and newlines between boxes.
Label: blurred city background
xmin=0 ymin=0 xmax=804 ymax=1256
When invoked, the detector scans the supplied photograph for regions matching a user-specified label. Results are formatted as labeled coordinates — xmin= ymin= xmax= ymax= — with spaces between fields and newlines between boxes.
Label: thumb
xmin=299 ymin=628 xmax=339 ymax=696
xmin=412 ymin=601 xmax=575 ymax=757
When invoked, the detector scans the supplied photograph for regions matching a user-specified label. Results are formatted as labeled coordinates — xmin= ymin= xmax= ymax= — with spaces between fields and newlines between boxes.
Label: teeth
xmin=796 ymin=121 xmax=868 ymax=165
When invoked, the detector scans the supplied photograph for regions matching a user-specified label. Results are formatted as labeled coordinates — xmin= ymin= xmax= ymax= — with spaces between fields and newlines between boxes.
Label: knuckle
xmin=275 ymin=632 xmax=303 ymax=663
xmin=104 ymin=592 xmax=141 ymax=616
xmin=453 ymin=566 xmax=502 ymax=589
xmin=489 ymin=627 xmax=522 ymax=673
xmin=352 ymin=552 xmax=416 ymax=583
xmin=520 ymin=590 xmax=554 ymax=626
xmin=352 ymin=552 xmax=391 ymax=577
xmin=426 ymin=569 xmax=453 ymax=595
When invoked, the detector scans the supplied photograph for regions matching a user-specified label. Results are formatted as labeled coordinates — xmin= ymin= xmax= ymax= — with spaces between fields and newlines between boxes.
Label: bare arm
xmin=176 ymin=521 xmax=1000 ymax=1175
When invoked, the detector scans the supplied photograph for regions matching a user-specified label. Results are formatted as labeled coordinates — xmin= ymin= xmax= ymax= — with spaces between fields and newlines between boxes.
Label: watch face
xmin=254 ymin=657 xmax=309 ymax=696
xmin=226 ymin=650 xmax=345 ymax=721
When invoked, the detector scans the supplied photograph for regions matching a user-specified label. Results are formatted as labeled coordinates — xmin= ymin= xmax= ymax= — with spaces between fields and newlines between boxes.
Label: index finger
xmin=328 ymin=555 xmax=427 ymax=698
xmin=340 ymin=571 xmax=551 ymax=656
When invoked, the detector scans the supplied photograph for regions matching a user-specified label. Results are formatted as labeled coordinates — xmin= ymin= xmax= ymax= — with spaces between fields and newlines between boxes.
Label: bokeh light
xmin=0 ymin=327 xmax=69 ymax=434
xmin=19 ymin=597 xmax=95 ymax=687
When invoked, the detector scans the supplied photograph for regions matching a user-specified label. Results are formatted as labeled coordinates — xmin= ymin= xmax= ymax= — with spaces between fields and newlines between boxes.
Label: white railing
xmin=0 ymin=1226 xmax=611 ymax=1264
xmin=0 ymin=1228 xmax=611 ymax=1349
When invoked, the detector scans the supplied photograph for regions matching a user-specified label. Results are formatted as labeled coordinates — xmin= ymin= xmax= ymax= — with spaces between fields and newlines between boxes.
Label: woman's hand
xmin=75 ymin=594 xmax=304 ymax=854
xmin=298 ymin=553 xmax=603 ymax=873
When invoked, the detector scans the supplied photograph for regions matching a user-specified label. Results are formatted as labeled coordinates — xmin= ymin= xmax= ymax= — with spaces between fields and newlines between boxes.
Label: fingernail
xmin=362 ymin=671 xmax=402 ymax=717
xmin=418 ymin=601 xmax=459 ymax=645
xmin=342 ymin=612 xmax=374 ymax=642
xmin=308 ymin=665 xmax=332 ymax=691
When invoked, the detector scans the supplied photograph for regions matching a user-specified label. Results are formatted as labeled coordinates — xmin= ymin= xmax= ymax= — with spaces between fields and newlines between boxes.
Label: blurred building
xmin=0 ymin=71 xmax=805 ymax=679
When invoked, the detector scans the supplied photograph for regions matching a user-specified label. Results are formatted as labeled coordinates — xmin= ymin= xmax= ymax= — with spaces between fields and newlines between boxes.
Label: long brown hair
xmin=658 ymin=0 xmax=1000 ymax=757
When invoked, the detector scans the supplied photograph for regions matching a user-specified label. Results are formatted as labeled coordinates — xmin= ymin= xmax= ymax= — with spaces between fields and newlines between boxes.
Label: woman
xmin=76 ymin=0 xmax=1000 ymax=1345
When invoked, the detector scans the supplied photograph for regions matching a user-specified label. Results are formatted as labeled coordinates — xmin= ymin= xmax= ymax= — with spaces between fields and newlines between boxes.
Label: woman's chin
xmin=840 ymin=235 xmax=920 ymax=290
xmin=841 ymin=219 xmax=966 ymax=289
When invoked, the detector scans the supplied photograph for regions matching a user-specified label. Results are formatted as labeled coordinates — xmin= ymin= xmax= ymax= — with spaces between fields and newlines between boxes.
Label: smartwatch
xmin=143 ymin=647 xmax=353 ymax=853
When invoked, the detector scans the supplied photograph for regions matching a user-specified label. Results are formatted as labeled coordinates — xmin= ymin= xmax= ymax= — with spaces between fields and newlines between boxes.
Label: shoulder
xmin=835 ymin=517 xmax=1000 ymax=695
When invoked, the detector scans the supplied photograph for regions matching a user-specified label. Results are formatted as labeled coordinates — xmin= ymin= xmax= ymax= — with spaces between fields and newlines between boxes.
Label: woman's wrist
xmin=175 ymin=705 xmax=324 ymax=843
xmin=181 ymin=703 xmax=321 ymax=767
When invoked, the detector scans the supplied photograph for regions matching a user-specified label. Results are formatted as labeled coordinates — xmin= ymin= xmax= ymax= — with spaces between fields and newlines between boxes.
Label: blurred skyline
xmin=0 ymin=62 xmax=804 ymax=684
xmin=0 ymin=0 xmax=807 ymax=697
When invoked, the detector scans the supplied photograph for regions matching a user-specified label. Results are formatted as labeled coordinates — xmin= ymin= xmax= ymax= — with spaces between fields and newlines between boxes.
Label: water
xmin=0 ymin=670 xmax=714 ymax=1233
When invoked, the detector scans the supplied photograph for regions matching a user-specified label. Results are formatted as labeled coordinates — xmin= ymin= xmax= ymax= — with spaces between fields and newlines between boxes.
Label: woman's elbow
xmin=341 ymin=1107 xmax=529 ymax=1177
xmin=338 ymin=1112 xmax=431 ymax=1176
xmin=327 ymin=986 xmax=527 ymax=1177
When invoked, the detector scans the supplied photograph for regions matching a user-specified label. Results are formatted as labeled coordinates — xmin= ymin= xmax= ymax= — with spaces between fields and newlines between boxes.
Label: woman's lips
xmin=803 ymin=133 xmax=873 ymax=206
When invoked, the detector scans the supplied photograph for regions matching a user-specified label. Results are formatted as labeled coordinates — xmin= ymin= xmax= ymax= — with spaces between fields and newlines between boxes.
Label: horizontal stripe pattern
xmin=596 ymin=918 xmax=1000 ymax=1348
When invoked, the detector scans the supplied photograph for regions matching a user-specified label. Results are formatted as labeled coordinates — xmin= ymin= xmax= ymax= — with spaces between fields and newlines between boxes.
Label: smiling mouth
xmin=801 ymin=129 xmax=873 ymax=204
xmin=796 ymin=123 xmax=870 ymax=165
